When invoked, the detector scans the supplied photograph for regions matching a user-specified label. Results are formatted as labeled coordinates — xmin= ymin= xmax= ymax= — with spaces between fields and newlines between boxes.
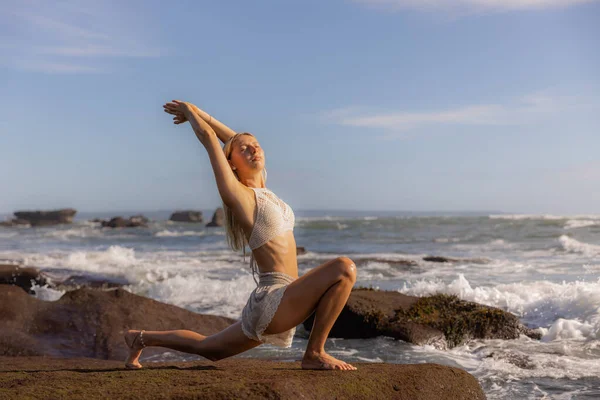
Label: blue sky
xmin=1 ymin=0 xmax=599 ymax=214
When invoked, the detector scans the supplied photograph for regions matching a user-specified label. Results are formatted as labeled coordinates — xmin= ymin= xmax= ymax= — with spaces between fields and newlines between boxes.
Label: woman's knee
xmin=333 ymin=256 xmax=357 ymax=282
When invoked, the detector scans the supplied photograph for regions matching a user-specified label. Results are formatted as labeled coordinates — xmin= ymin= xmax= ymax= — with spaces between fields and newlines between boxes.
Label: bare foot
xmin=301 ymin=351 xmax=357 ymax=371
xmin=124 ymin=330 xmax=144 ymax=369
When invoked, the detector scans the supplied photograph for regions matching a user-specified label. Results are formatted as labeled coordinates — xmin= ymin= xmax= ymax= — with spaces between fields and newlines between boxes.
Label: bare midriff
xmin=250 ymin=230 xmax=298 ymax=279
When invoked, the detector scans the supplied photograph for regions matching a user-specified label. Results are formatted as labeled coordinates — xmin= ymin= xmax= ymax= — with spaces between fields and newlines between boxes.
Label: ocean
xmin=1 ymin=210 xmax=599 ymax=399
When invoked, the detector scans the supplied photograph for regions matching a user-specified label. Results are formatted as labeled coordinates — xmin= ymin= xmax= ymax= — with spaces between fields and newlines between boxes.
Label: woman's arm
xmin=191 ymin=106 xmax=237 ymax=144
xmin=169 ymin=101 xmax=248 ymax=208
xmin=164 ymin=103 xmax=236 ymax=144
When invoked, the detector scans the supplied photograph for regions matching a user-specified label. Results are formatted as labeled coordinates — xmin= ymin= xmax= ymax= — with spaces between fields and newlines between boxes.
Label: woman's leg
xmin=262 ymin=256 xmax=358 ymax=370
xmin=124 ymin=320 xmax=262 ymax=367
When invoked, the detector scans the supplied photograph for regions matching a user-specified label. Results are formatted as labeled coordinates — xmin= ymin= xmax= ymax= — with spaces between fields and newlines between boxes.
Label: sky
xmin=1 ymin=0 xmax=599 ymax=214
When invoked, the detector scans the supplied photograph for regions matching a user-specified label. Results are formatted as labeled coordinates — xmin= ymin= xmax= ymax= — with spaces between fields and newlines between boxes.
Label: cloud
xmin=353 ymin=0 xmax=599 ymax=12
xmin=0 ymin=0 xmax=163 ymax=74
xmin=324 ymin=92 xmax=597 ymax=136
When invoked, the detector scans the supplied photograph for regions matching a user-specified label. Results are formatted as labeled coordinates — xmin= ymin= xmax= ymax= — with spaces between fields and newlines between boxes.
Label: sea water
xmin=1 ymin=210 xmax=599 ymax=399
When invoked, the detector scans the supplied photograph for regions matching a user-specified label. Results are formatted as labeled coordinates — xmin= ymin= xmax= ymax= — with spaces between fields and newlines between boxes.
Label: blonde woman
xmin=124 ymin=101 xmax=357 ymax=371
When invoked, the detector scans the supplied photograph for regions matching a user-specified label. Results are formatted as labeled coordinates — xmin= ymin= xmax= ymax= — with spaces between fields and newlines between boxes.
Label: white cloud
xmin=324 ymin=92 xmax=597 ymax=135
xmin=0 ymin=0 xmax=163 ymax=74
xmin=353 ymin=0 xmax=599 ymax=12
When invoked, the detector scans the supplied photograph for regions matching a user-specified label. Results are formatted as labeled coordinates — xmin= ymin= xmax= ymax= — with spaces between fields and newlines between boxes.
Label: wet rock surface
xmin=0 ymin=264 xmax=48 ymax=294
xmin=0 ymin=357 xmax=486 ymax=400
xmin=303 ymin=288 xmax=541 ymax=348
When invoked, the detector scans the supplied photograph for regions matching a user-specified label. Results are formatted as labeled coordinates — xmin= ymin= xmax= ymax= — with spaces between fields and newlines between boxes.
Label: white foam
xmin=559 ymin=235 xmax=600 ymax=257
xmin=30 ymin=283 xmax=65 ymax=301
xmin=133 ymin=272 xmax=255 ymax=319
xmin=155 ymin=230 xmax=206 ymax=237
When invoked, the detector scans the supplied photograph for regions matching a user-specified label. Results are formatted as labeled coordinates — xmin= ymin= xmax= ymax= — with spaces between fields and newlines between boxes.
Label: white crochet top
xmin=247 ymin=187 xmax=295 ymax=284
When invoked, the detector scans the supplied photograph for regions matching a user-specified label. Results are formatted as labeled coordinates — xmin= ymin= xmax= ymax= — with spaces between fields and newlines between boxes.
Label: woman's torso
xmin=239 ymin=187 xmax=298 ymax=279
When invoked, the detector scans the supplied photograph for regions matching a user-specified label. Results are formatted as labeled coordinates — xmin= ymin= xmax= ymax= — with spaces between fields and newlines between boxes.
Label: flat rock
xmin=12 ymin=209 xmax=76 ymax=226
xmin=0 ymin=357 xmax=486 ymax=400
xmin=303 ymin=288 xmax=541 ymax=348
xmin=0 ymin=286 xmax=235 ymax=360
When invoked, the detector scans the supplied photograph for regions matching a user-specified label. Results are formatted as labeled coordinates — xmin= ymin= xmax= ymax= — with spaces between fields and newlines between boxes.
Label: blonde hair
xmin=222 ymin=133 xmax=266 ymax=254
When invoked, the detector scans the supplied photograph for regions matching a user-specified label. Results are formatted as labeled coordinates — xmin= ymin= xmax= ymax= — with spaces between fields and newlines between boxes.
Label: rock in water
xmin=170 ymin=210 xmax=203 ymax=223
xmin=206 ymin=207 xmax=224 ymax=227
xmin=101 ymin=216 xmax=147 ymax=228
xmin=303 ymin=288 xmax=541 ymax=348
xmin=0 ymin=264 xmax=48 ymax=294
xmin=11 ymin=209 xmax=77 ymax=226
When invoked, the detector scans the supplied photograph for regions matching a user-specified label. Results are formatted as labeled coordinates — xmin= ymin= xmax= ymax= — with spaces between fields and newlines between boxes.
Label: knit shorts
xmin=241 ymin=271 xmax=296 ymax=348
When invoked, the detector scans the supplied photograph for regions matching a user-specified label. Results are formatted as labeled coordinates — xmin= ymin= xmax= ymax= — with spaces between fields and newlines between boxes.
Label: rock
xmin=0 ymin=264 xmax=48 ymax=294
xmin=0 ymin=357 xmax=486 ymax=400
xmin=423 ymin=256 xmax=489 ymax=264
xmin=303 ymin=288 xmax=541 ymax=348
xmin=129 ymin=214 xmax=149 ymax=224
xmin=0 ymin=286 xmax=235 ymax=359
xmin=101 ymin=216 xmax=147 ymax=228
xmin=0 ymin=218 xmax=30 ymax=227
xmin=296 ymin=246 xmax=307 ymax=255
xmin=170 ymin=210 xmax=203 ymax=223
xmin=206 ymin=207 xmax=224 ymax=227
xmin=12 ymin=209 xmax=77 ymax=227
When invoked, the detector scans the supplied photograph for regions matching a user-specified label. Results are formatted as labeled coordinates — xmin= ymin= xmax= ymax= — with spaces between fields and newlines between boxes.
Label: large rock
xmin=303 ymin=288 xmax=541 ymax=348
xmin=0 ymin=286 xmax=235 ymax=360
xmin=0 ymin=357 xmax=486 ymax=400
xmin=206 ymin=207 xmax=224 ymax=227
xmin=9 ymin=209 xmax=76 ymax=227
xmin=170 ymin=210 xmax=203 ymax=223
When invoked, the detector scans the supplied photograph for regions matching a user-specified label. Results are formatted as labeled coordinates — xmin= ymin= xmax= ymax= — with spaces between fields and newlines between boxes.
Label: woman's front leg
xmin=263 ymin=257 xmax=358 ymax=370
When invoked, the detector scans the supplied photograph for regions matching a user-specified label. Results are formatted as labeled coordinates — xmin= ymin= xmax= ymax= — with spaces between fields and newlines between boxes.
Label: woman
xmin=124 ymin=100 xmax=357 ymax=371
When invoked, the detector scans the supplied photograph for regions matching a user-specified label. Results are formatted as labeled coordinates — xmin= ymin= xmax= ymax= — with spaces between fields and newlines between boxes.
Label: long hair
xmin=222 ymin=133 xmax=267 ymax=255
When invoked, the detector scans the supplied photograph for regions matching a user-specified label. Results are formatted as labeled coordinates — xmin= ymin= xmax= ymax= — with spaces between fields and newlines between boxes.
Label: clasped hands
xmin=162 ymin=100 xmax=199 ymax=125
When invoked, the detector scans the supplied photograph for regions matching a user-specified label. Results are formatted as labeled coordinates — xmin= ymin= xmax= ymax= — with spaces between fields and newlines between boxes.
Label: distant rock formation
xmin=101 ymin=216 xmax=148 ymax=228
xmin=170 ymin=211 xmax=203 ymax=223
xmin=0 ymin=209 xmax=77 ymax=227
xmin=206 ymin=208 xmax=224 ymax=227
xmin=303 ymin=288 xmax=541 ymax=349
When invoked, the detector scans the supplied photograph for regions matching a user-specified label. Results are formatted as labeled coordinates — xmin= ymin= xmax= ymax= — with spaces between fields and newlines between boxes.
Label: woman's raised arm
xmin=166 ymin=100 xmax=248 ymax=208
xmin=164 ymin=103 xmax=236 ymax=144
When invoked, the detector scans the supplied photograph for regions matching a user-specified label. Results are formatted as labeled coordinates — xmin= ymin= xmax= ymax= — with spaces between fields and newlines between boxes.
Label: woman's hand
xmin=163 ymin=100 xmax=216 ymax=144
xmin=163 ymin=102 xmax=208 ymax=125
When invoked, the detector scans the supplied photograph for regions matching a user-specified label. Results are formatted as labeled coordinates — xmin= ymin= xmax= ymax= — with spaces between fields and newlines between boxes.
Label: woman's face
xmin=229 ymin=135 xmax=265 ymax=175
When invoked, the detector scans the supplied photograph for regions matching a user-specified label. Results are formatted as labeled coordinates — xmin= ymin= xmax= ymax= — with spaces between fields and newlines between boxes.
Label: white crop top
xmin=247 ymin=187 xmax=295 ymax=284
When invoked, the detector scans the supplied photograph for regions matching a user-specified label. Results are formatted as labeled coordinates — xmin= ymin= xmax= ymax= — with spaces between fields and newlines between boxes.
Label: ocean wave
xmin=489 ymin=214 xmax=567 ymax=221
xmin=564 ymin=219 xmax=600 ymax=229
xmin=559 ymin=235 xmax=600 ymax=257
